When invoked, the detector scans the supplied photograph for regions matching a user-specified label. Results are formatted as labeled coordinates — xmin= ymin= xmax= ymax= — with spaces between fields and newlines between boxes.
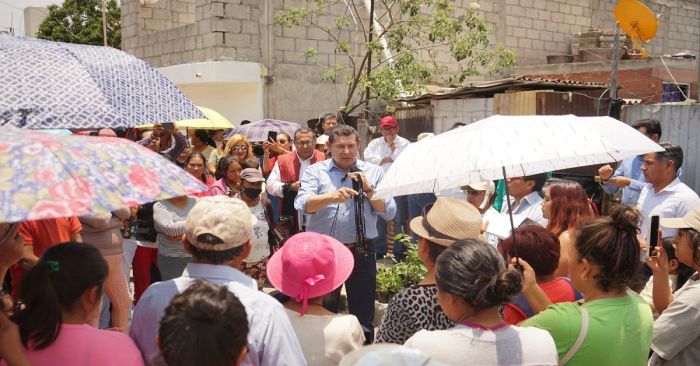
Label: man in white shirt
xmin=500 ymin=173 xmax=548 ymax=227
xmin=317 ymin=113 xmax=339 ymax=140
xmin=637 ymin=143 xmax=700 ymax=241
xmin=364 ymin=116 xmax=411 ymax=259
xmin=266 ymin=128 xmax=326 ymax=234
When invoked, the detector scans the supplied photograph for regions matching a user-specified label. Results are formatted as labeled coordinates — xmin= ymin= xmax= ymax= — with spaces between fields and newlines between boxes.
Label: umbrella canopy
xmin=0 ymin=126 xmax=207 ymax=223
xmin=141 ymin=106 xmax=235 ymax=130
xmin=375 ymin=115 xmax=665 ymax=199
xmin=0 ymin=34 xmax=204 ymax=129
xmin=227 ymin=119 xmax=301 ymax=142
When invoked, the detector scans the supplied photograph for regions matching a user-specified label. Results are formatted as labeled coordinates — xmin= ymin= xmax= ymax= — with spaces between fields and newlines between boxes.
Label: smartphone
xmin=649 ymin=215 xmax=660 ymax=257
xmin=267 ymin=131 xmax=278 ymax=142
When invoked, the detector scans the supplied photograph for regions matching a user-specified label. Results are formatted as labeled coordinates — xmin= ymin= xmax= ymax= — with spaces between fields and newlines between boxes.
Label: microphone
xmin=348 ymin=164 xmax=362 ymax=192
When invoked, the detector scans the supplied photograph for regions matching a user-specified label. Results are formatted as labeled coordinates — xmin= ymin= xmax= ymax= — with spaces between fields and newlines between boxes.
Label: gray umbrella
xmin=0 ymin=34 xmax=204 ymax=129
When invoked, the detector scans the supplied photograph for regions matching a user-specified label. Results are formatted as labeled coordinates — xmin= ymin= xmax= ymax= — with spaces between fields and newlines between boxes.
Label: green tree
xmin=276 ymin=0 xmax=516 ymax=115
xmin=36 ymin=0 xmax=121 ymax=49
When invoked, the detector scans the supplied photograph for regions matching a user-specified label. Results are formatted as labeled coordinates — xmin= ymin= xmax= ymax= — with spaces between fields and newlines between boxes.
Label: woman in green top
xmin=516 ymin=205 xmax=653 ymax=366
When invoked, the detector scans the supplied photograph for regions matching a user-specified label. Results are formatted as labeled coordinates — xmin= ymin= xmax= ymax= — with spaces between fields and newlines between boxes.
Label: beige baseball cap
xmin=462 ymin=180 xmax=496 ymax=194
xmin=661 ymin=206 xmax=700 ymax=231
xmin=185 ymin=196 xmax=257 ymax=251
xmin=409 ymin=196 xmax=482 ymax=246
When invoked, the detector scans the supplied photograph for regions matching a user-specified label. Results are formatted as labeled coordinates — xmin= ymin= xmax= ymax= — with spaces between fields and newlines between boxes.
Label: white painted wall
xmin=157 ymin=60 xmax=264 ymax=125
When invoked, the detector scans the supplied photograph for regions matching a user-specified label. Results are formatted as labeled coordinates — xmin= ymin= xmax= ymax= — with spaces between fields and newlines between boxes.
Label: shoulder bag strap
xmin=559 ymin=306 xmax=589 ymax=365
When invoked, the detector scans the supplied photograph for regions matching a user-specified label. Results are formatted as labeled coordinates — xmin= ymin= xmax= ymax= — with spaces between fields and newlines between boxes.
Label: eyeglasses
xmin=231 ymin=146 xmax=248 ymax=152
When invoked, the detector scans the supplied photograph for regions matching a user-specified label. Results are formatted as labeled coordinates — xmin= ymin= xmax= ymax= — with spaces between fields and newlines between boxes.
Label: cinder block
xmin=551 ymin=12 xmax=564 ymax=23
xmin=518 ymin=38 xmax=532 ymax=48
xmin=559 ymin=4 xmax=571 ymax=14
xmin=533 ymin=19 xmax=545 ymax=30
xmin=237 ymin=47 xmax=261 ymax=62
xmin=212 ymin=19 xmax=240 ymax=33
xmin=224 ymin=32 xmax=251 ymax=48
xmin=241 ymin=20 xmax=259 ymax=34
xmin=533 ymin=0 xmax=546 ymax=10
xmin=193 ymin=48 xmax=206 ymax=61
xmin=527 ymin=29 xmax=539 ymax=40
xmin=307 ymin=27 xmax=330 ymax=41
xmin=225 ymin=4 xmax=251 ymax=20
xmin=211 ymin=2 xmax=224 ymax=17
xmin=276 ymin=37 xmax=296 ymax=51
xmin=295 ymin=38 xmax=318 ymax=51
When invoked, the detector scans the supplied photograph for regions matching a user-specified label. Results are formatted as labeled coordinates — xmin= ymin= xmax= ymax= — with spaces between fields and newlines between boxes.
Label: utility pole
xmin=101 ymin=0 xmax=108 ymax=46
xmin=610 ymin=24 xmax=620 ymax=100
xmin=364 ymin=0 xmax=375 ymax=120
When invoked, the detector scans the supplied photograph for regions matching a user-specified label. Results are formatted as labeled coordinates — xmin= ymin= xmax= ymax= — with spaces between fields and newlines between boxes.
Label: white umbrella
xmin=375 ymin=115 xmax=664 ymax=199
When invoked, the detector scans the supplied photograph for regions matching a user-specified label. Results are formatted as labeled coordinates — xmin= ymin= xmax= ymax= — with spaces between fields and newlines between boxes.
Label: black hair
xmin=185 ymin=235 xmax=245 ymax=264
xmin=435 ymin=239 xmax=522 ymax=313
xmin=656 ymin=142 xmax=683 ymax=174
xmin=661 ymin=237 xmax=694 ymax=291
xmin=14 ymin=242 xmax=108 ymax=350
xmin=160 ymin=280 xmax=248 ymax=366
xmin=524 ymin=173 xmax=548 ymax=193
xmin=423 ymin=238 xmax=448 ymax=263
xmin=573 ymin=205 xmax=641 ymax=292
xmin=240 ymin=120 xmax=251 ymax=126
xmin=193 ymin=129 xmax=215 ymax=147
xmin=294 ymin=127 xmax=316 ymax=140
xmin=328 ymin=125 xmax=359 ymax=144
xmin=450 ymin=122 xmax=466 ymax=130
xmin=632 ymin=119 xmax=662 ymax=139
xmin=241 ymin=157 xmax=260 ymax=169
xmin=215 ymin=156 xmax=240 ymax=181
xmin=184 ymin=152 xmax=208 ymax=183
xmin=322 ymin=113 xmax=337 ymax=122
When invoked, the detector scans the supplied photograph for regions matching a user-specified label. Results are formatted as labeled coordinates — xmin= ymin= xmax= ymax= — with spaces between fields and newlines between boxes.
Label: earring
xmin=580 ymin=274 xmax=588 ymax=281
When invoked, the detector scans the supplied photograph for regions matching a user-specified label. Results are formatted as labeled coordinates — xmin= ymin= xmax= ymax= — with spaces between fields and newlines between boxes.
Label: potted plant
xmin=376 ymin=234 xmax=427 ymax=303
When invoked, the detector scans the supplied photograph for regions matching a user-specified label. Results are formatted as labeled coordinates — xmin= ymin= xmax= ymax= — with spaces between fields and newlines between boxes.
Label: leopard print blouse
xmin=375 ymin=284 xmax=455 ymax=344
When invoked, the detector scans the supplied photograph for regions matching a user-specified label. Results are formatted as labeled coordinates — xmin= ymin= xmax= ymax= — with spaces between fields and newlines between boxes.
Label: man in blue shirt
xmin=295 ymin=125 xmax=397 ymax=343
xmin=598 ymin=119 xmax=662 ymax=206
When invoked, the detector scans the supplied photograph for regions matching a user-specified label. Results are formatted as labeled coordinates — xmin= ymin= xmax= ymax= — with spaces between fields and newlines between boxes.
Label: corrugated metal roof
xmin=399 ymin=76 xmax=610 ymax=103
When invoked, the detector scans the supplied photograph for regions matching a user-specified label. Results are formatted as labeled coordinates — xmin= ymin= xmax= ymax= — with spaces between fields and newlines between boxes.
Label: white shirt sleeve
xmin=363 ymin=138 xmax=383 ymax=165
xmin=266 ymin=162 xmax=284 ymax=198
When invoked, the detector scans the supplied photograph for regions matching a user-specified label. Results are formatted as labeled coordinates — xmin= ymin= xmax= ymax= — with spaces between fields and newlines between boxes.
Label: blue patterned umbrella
xmin=0 ymin=34 xmax=204 ymax=129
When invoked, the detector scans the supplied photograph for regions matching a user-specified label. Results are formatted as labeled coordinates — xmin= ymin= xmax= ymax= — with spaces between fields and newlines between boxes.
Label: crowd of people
xmin=1 ymin=116 xmax=700 ymax=366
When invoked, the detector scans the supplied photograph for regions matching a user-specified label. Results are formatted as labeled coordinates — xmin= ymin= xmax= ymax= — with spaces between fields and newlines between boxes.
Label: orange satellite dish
xmin=614 ymin=0 xmax=658 ymax=58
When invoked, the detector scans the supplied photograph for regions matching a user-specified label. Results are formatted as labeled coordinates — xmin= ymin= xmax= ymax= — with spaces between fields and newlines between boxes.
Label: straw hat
xmin=409 ymin=196 xmax=482 ymax=246
xmin=661 ymin=205 xmax=700 ymax=231
xmin=267 ymin=232 xmax=354 ymax=315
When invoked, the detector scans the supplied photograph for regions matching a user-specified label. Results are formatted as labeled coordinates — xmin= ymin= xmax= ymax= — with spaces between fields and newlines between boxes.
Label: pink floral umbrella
xmin=0 ymin=126 xmax=207 ymax=223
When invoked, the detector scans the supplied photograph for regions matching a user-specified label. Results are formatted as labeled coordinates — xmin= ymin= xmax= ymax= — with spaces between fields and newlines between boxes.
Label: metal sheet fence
xmin=622 ymin=104 xmax=700 ymax=194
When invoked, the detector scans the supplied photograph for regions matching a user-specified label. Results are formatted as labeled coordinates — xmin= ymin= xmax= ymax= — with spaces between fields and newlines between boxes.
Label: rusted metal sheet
xmin=394 ymin=105 xmax=434 ymax=142
xmin=494 ymin=91 xmax=539 ymax=115
xmin=536 ymin=90 xmax=610 ymax=117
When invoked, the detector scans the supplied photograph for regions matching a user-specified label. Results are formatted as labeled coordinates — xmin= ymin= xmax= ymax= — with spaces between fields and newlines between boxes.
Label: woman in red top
xmin=542 ymin=180 xmax=593 ymax=276
xmin=500 ymin=226 xmax=581 ymax=324
xmin=183 ymin=152 xmax=214 ymax=198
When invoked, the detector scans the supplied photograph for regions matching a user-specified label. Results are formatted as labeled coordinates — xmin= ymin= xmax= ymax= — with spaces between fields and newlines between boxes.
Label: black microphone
xmin=348 ymin=164 xmax=362 ymax=192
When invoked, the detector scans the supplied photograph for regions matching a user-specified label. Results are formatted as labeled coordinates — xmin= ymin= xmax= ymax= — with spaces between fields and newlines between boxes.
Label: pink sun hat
xmin=267 ymin=232 xmax=354 ymax=315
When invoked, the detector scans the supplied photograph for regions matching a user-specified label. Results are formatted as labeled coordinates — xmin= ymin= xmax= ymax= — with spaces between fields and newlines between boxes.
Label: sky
xmin=0 ymin=0 xmax=62 ymax=36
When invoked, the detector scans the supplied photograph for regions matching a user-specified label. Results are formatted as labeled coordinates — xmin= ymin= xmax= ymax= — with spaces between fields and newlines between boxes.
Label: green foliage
xmin=36 ymin=0 xmax=121 ymax=49
xmin=274 ymin=0 xmax=516 ymax=115
xmin=376 ymin=234 xmax=427 ymax=302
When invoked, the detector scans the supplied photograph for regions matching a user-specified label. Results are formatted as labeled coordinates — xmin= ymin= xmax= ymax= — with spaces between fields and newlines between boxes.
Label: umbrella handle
xmin=501 ymin=166 xmax=523 ymax=272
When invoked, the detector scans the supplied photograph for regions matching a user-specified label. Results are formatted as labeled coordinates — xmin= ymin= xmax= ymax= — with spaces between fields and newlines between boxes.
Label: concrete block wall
xmin=121 ymin=0 xmax=700 ymax=124
xmin=122 ymin=0 xmax=263 ymax=67
xmin=432 ymin=98 xmax=494 ymax=133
